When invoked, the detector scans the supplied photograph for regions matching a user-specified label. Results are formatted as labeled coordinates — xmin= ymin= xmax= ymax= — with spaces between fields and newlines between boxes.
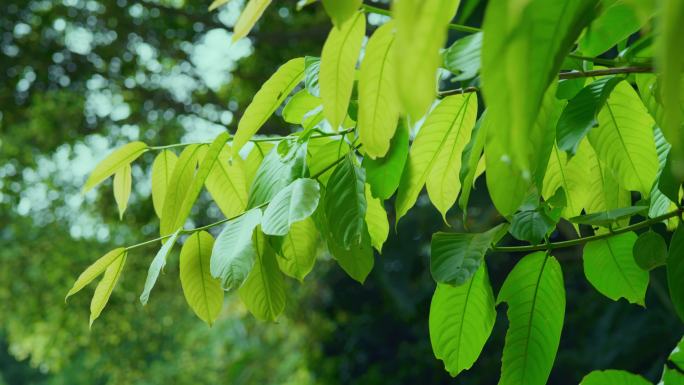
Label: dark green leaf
xmin=363 ymin=120 xmax=409 ymax=200
xmin=633 ymin=230 xmax=668 ymax=271
xmin=569 ymin=205 xmax=648 ymax=226
xmin=578 ymin=1 xmax=644 ymax=57
xmin=509 ymin=208 xmax=557 ymax=245
xmin=458 ymin=111 xmax=487 ymax=218
xmin=443 ymin=32 xmax=482 ymax=81
xmin=323 ymin=155 xmax=367 ymax=249
xmin=667 ymin=225 xmax=684 ymax=322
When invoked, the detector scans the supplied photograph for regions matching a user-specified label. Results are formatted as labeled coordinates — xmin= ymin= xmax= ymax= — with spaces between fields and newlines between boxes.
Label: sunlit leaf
xmin=151 ymin=150 xmax=178 ymax=219
xmin=248 ymin=142 xmax=307 ymax=208
xmin=140 ymin=229 xmax=181 ymax=305
xmin=459 ymin=112 xmax=487 ymax=218
xmin=210 ymin=208 xmax=262 ymax=290
xmin=570 ymin=206 xmax=648 ymax=226
xmin=364 ymin=184 xmax=388 ymax=253
xmin=276 ymin=218 xmax=318 ymax=281
xmin=262 ymin=178 xmax=320 ymax=236
xmin=245 ymin=142 xmax=274 ymax=187
xmin=578 ymin=1 xmax=646 ymax=57
xmin=90 ymin=251 xmax=127 ymax=327
xmin=113 ymin=164 xmax=132 ymax=220
xmin=83 ymin=141 xmax=148 ymax=192
xmin=323 ymin=155 xmax=366 ymax=249
xmin=179 ymin=231 xmax=223 ymax=326
xmin=542 ymin=143 xmax=592 ymax=218
xmin=322 ymin=0 xmax=361 ymax=26
xmin=232 ymin=0 xmax=272 ymax=42
xmin=159 ymin=144 xmax=202 ymax=236
xmin=309 ymin=139 xmax=351 ymax=184
xmin=205 ymin=145 xmax=249 ymax=219
xmin=584 ymin=140 xmax=632 ymax=224
xmin=66 ymin=247 xmax=127 ymax=301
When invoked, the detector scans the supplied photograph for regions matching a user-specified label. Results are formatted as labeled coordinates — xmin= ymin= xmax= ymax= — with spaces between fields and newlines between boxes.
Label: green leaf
xmin=364 ymin=184 xmax=389 ymax=253
xmin=113 ymin=164 xmax=132 ymax=220
xmin=393 ymin=0 xmax=460 ymax=118
xmin=320 ymin=11 xmax=365 ymax=130
xmin=395 ymin=93 xmax=477 ymax=222
xmin=140 ymin=229 xmax=181 ymax=305
xmin=482 ymin=0 xmax=593 ymax=175
xmin=323 ymin=155 xmax=367 ymax=249
xmin=589 ymin=81 xmax=659 ymax=196
xmin=509 ymin=208 xmax=557 ymax=245
xmin=358 ymin=21 xmax=400 ymax=159
xmin=578 ymin=1 xmax=645 ymax=57
xmin=542 ymin=143 xmax=592 ymax=218
xmin=322 ymin=0 xmax=361 ymax=26
xmin=459 ymin=112 xmax=487 ymax=218
xmin=65 ymin=247 xmax=126 ymax=301
xmin=580 ymin=370 xmax=652 ymax=385
xmin=667 ymin=225 xmax=684 ymax=322
xmin=663 ymin=368 xmax=684 ymax=385
xmin=633 ymin=230 xmax=668 ymax=271
xmin=556 ymin=76 xmax=623 ymax=154
xmin=159 ymin=144 xmax=201 ymax=236
xmin=282 ymin=89 xmax=322 ymax=128
xmin=429 ymin=264 xmax=496 ymax=377
xmin=89 ymin=251 xmax=127 ymax=327
xmin=205 ymin=145 xmax=249 ymax=219
xmin=83 ymin=141 xmax=148 ymax=192
xmin=648 ymin=126 xmax=677 ymax=218
xmin=308 ymin=139 xmax=351 ymax=184
xmin=443 ymin=32 xmax=482 ymax=81
xmin=584 ymin=140 xmax=632 ymax=224
xmin=304 ymin=56 xmax=321 ymax=97
xmin=210 ymin=208 xmax=263 ymax=290
xmin=497 ymin=252 xmax=565 ymax=385
xmin=276 ymin=218 xmax=318 ymax=282
xmin=363 ymin=120 xmax=409 ymax=200
xmin=570 ymin=206 xmax=648 ymax=226
xmin=233 ymin=58 xmax=305 ymax=154
xmin=231 ymin=0 xmax=272 ymax=42
xmin=245 ymin=142 xmax=274 ymax=187
xmin=151 ymin=150 xmax=178 ymax=219
xmin=261 ymin=178 xmax=321 ymax=236
xmin=179 ymin=231 xmax=224 ymax=326
xmin=583 ymin=232 xmax=648 ymax=305
xmin=238 ymin=230 xmax=286 ymax=321
xmin=248 ymin=141 xmax=307 ymax=208
xmin=430 ymin=224 xmax=507 ymax=286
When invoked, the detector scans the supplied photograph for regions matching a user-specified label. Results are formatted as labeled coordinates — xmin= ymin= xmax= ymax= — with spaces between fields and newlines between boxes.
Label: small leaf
xmin=233 ymin=58 xmax=306 ymax=154
xmin=151 ymin=150 xmax=178 ymax=218
xmin=261 ymin=178 xmax=321 ymax=236
xmin=667 ymin=225 xmax=684 ymax=322
xmin=570 ymin=206 xmax=648 ymax=226
xmin=322 ymin=0 xmax=361 ymax=26
xmin=580 ymin=370 xmax=652 ymax=385
xmin=509 ymin=208 xmax=557 ymax=245
xmin=210 ymin=208 xmax=263 ymax=290
xmin=583 ymin=232 xmax=648 ymax=305
xmin=83 ymin=141 xmax=148 ymax=192
xmin=320 ymin=11 xmax=365 ymax=130
xmin=90 ymin=251 xmax=127 ymax=327
xmin=276 ymin=218 xmax=318 ymax=281
xmin=323 ymin=155 xmax=367 ymax=249
xmin=66 ymin=247 xmax=126 ymax=301
xmin=232 ymin=0 xmax=272 ymax=42
xmin=429 ymin=264 xmax=496 ymax=377
xmin=430 ymin=224 xmax=507 ymax=286
xmin=362 ymin=120 xmax=409 ymax=200
xmin=140 ymin=229 xmax=181 ymax=305
xmin=633 ymin=230 xmax=668 ymax=271
xmin=205 ymin=145 xmax=249 ymax=218
xmin=179 ymin=231 xmax=224 ymax=326
xmin=443 ymin=32 xmax=482 ymax=81
xmin=113 ymin=164 xmax=132 ymax=220
xmin=208 ymin=0 xmax=231 ymax=11
xmin=364 ymin=184 xmax=389 ymax=253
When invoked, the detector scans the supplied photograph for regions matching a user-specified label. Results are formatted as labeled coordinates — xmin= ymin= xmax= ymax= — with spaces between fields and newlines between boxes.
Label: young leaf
xmin=231 ymin=0 xmax=272 ymax=42
xmin=205 ymin=145 xmax=249 ymax=219
xmin=429 ymin=264 xmax=496 ymax=377
xmin=358 ymin=21 xmax=400 ymax=159
xmin=323 ymin=155 xmax=367 ymax=249
xmin=276 ymin=218 xmax=318 ymax=282
xmin=248 ymin=142 xmax=307 ymax=208
xmin=589 ymin=82 xmax=659 ymax=196
xmin=578 ymin=1 xmax=645 ymax=57
xmin=210 ymin=208 xmax=263 ymax=290
xmin=66 ymin=247 xmax=127 ymax=300
xmin=83 ymin=141 xmax=148 ymax=192
xmin=580 ymin=370 xmax=652 ymax=385
xmin=509 ymin=208 xmax=557 ymax=245
xmin=179 ymin=231 xmax=223 ymax=326
xmin=320 ymin=11 xmax=365 ymax=130
xmin=583 ymin=232 xmax=648 ymax=305
xmin=261 ymin=178 xmax=321 ymax=236
xmin=443 ymin=32 xmax=482 ymax=81
xmin=233 ymin=57 xmax=306 ymax=154
xmin=238 ymin=231 xmax=286 ymax=321
xmin=151 ymin=150 xmax=178 ymax=218
xmin=322 ymin=0 xmax=361 ymax=27
xmin=363 ymin=120 xmax=409 ymax=200
xmin=498 ymin=252 xmax=565 ymax=385
xmin=364 ymin=184 xmax=389 ymax=253
xmin=113 ymin=164 xmax=132 ymax=220
xmin=140 ymin=229 xmax=181 ymax=305
xmin=393 ymin=0 xmax=460 ymax=118
xmin=159 ymin=144 xmax=202 ymax=236
xmin=667 ymin=225 xmax=684 ymax=322
xmin=395 ymin=93 xmax=477 ymax=223
xmin=633 ymin=230 xmax=668 ymax=271
xmin=90 ymin=251 xmax=127 ymax=327
xmin=430 ymin=224 xmax=507 ymax=286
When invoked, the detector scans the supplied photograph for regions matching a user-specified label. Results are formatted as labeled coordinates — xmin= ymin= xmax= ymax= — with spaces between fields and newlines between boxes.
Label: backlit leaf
xmin=66 ymin=247 xmax=126 ymax=300
xmin=90 ymin=251 xmax=127 ymax=327
xmin=159 ymin=144 xmax=202 ymax=236
xmin=231 ymin=0 xmax=272 ymax=42
xmin=363 ymin=120 xmax=409 ymax=200
xmin=113 ymin=164 xmax=132 ymax=220
xmin=578 ymin=1 xmax=645 ymax=57
xmin=276 ymin=218 xmax=318 ymax=281
xmin=323 ymin=155 xmax=367 ymax=249
xmin=443 ymin=32 xmax=482 ymax=81
xmin=322 ymin=0 xmax=361 ymax=26
xmin=364 ymin=184 xmax=389 ymax=253
xmin=151 ymin=150 xmax=178 ymax=218
xmin=83 ymin=141 xmax=148 ymax=192
xmin=179 ymin=231 xmax=223 ymax=326
xmin=205 ymin=145 xmax=249 ymax=219
xmin=248 ymin=141 xmax=307 ymax=208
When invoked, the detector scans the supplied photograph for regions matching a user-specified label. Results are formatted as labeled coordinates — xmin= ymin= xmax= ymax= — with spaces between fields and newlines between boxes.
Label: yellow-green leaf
xmin=276 ymin=218 xmax=318 ymax=282
xmin=208 ymin=0 xmax=231 ymax=11
xmin=160 ymin=144 xmax=202 ymax=236
xmin=393 ymin=0 xmax=460 ymax=119
xmin=584 ymin=140 xmax=631 ymax=224
xmin=151 ymin=150 xmax=178 ymax=219
xmin=365 ymin=184 xmax=389 ymax=253
xmin=83 ymin=141 xmax=148 ymax=192
xmin=358 ymin=21 xmax=399 ymax=159
xmin=233 ymin=58 xmax=305 ymax=153
xmin=542 ymin=142 xmax=592 ymax=218
xmin=205 ymin=145 xmax=248 ymax=219
xmin=231 ymin=0 xmax=272 ymax=42
xmin=65 ymin=247 xmax=126 ymax=301
xmin=89 ymin=251 xmax=127 ymax=327
xmin=180 ymin=231 xmax=224 ymax=326
xmin=113 ymin=164 xmax=132 ymax=220
xmin=320 ymin=11 xmax=365 ymax=130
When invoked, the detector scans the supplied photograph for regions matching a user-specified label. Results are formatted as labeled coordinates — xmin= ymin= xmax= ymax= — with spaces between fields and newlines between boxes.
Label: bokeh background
xmin=1 ymin=1 xmax=682 ymax=384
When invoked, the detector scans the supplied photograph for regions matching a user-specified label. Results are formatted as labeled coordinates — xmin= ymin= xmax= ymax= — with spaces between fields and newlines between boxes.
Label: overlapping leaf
xmin=363 ymin=120 xmax=409 ymax=200
xmin=323 ymin=155 xmax=366 ymax=249
xmin=179 ymin=231 xmax=223 ymax=326
xmin=276 ymin=218 xmax=318 ymax=282
xmin=151 ymin=150 xmax=178 ymax=218
xmin=90 ymin=251 xmax=127 ymax=327
xmin=261 ymin=178 xmax=320 ymax=236
xmin=210 ymin=208 xmax=262 ymax=290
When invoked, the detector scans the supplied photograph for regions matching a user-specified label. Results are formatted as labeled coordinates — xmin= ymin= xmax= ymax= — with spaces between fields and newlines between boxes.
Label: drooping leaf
xmin=233 ymin=58 xmax=306 ymax=153
xmin=459 ymin=112 xmax=487 ymax=218
xmin=238 ymin=230 xmax=286 ymax=321
xmin=497 ymin=252 xmax=565 ymax=385
xmin=589 ymin=81 xmax=659 ymax=196
xmin=66 ymin=247 xmax=127 ymax=300
xmin=248 ymin=141 xmax=307 ymax=208
xmin=393 ymin=0 xmax=460 ymax=118
xmin=443 ymin=32 xmax=482 ymax=81
xmin=556 ymin=76 xmax=623 ymax=154
xmin=276 ymin=218 xmax=318 ymax=282
xmin=231 ymin=0 xmax=272 ymax=42
xmin=210 ymin=208 xmax=263 ymax=290
xmin=542 ymin=143 xmax=592 ymax=217
xmin=205 ymin=145 xmax=249 ymax=219
xmin=179 ymin=231 xmax=223 ymax=326
xmin=633 ymin=230 xmax=668 ymax=271
xmin=364 ymin=184 xmax=389 ymax=253
xmin=578 ymin=1 xmax=646 ymax=57
xmin=580 ymin=370 xmax=652 ymax=385
xmin=322 ymin=0 xmax=361 ymax=26
xmin=261 ymin=178 xmax=321 ymax=236
xmin=140 ymin=229 xmax=181 ymax=305
xmin=113 ymin=164 xmax=132 ymax=220
xmin=667 ymin=225 xmax=684 ymax=322
xmin=509 ymin=208 xmax=557 ymax=245
xmin=363 ymin=120 xmax=409 ymax=200
xmin=430 ymin=224 xmax=507 ymax=286
xmin=358 ymin=21 xmax=400 ymax=159
xmin=159 ymin=144 xmax=202 ymax=236
xmin=323 ymin=155 xmax=367 ymax=249
xmin=89 ymin=251 xmax=127 ymax=327
xmin=151 ymin=150 xmax=178 ymax=218
xmin=570 ymin=206 xmax=648 ymax=226
xmin=320 ymin=11 xmax=365 ymax=130
xmin=583 ymin=232 xmax=648 ymax=305
xmin=83 ymin=141 xmax=148 ymax=192
xmin=395 ymin=93 xmax=477 ymax=222
xmin=429 ymin=264 xmax=496 ymax=377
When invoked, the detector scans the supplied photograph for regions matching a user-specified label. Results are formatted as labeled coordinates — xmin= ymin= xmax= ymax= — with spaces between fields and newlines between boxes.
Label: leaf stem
xmin=360 ymin=4 xmax=481 ymax=34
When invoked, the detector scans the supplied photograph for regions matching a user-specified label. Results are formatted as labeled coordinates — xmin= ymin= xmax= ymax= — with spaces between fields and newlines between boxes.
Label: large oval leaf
xmin=261 ymin=178 xmax=320 ymax=236
xmin=276 ymin=218 xmax=318 ymax=282
xmin=83 ymin=141 xmax=148 ymax=192
xmin=89 ymin=251 xmax=127 ymax=327
xmin=542 ymin=143 xmax=592 ymax=218
xmin=179 ymin=231 xmax=224 ymax=326
xmin=584 ymin=140 xmax=632 ymax=224
xmin=151 ymin=150 xmax=178 ymax=218
xmin=578 ymin=1 xmax=645 ymax=57
xmin=323 ymin=155 xmax=367 ymax=249
xmin=231 ymin=0 xmax=272 ymax=42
